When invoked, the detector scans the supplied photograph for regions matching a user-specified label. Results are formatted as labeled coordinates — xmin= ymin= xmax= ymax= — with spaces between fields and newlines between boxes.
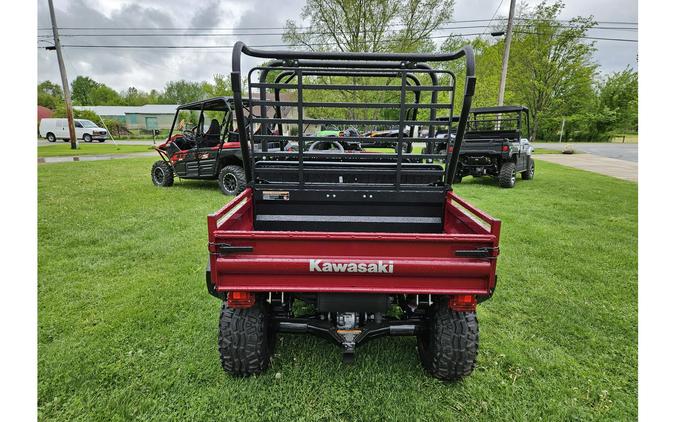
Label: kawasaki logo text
xmin=309 ymin=259 xmax=394 ymax=274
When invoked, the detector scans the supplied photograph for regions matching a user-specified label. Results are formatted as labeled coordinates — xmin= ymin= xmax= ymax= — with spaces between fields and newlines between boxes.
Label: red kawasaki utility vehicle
xmin=206 ymin=42 xmax=501 ymax=381
xmin=152 ymin=97 xmax=259 ymax=196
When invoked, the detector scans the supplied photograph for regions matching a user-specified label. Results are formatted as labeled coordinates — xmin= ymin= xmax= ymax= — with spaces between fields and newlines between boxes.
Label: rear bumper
xmin=210 ymin=255 xmax=493 ymax=295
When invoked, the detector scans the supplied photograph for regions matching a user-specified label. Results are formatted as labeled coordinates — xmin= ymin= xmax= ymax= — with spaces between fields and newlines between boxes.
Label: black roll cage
xmin=230 ymin=41 xmax=476 ymax=191
xmin=467 ymin=106 xmax=531 ymax=140
xmin=166 ymin=97 xmax=234 ymax=146
xmin=165 ymin=97 xmax=257 ymax=147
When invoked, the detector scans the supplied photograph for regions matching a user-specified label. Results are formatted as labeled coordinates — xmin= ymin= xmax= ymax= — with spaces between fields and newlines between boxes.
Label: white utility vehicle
xmin=39 ymin=118 xmax=108 ymax=143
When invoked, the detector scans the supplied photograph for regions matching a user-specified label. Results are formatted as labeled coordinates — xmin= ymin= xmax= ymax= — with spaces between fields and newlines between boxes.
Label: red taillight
xmin=449 ymin=295 xmax=477 ymax=312
xmin=502 ymin=145 xmax=509 ymax=152
xmin=227 ymin=291 xmax=255 ymax=308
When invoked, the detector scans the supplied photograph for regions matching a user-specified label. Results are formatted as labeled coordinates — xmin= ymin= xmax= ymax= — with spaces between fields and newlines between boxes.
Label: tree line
xmin=38 ymin=0 xmax=637 ymax=141
xmin=37 ymin=74 xmax=233 ymax=114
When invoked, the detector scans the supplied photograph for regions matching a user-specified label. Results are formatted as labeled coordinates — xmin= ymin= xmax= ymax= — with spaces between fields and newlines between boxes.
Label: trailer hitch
xmin=336 ymin=329 xmax=360 ymax=363
xmin=275 ymin=318 xmax=422 ymax=364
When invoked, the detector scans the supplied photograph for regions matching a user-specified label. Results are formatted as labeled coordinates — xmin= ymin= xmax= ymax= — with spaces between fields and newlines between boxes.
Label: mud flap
xmin=206 ymin=258 xmax=226 ymax=299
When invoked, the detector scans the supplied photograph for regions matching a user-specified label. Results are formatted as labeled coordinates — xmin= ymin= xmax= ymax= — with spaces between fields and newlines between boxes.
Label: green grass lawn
xmin=38 ymin=143 xmax=153 ymax=157
xmin=38 ymin=158 xmax=637 ymax=420
xmin=534 ymin=148 xmax=562 ymax=154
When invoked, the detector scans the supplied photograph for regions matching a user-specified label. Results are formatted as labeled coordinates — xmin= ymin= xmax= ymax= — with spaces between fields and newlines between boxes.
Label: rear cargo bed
xmin=208 ymin=188 xmax=500 ymax=297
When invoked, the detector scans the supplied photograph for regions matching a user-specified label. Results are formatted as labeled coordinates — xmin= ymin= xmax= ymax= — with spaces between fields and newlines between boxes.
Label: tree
xmin=203 ymin=74 xmax=233 ymax=98
xmin=71 ymin=76 xmax=99 ymax=105
xmin=70 ymin=76 xmax=121 ymax=105
xmin=283 ymin=1 xmax=455 ymax=123
xmin=91 ymin=84 xmax=122 ymax=105
xmin=598 ymin=67 xmax=638 ymax=133
xmin=160 ymin=80 xmax=206 ymax=104
xmin=506 ymin=1 xmax=597 ymax=141
xmin=439 ymin=36 xmax=506 ymax=109
xmin=38 ymin=80 xmax=63 ymax=110
xmin=121 ymin=87 xmax=146 ymax=106
xmin=283 ymin=0 xmax=455 ymax=53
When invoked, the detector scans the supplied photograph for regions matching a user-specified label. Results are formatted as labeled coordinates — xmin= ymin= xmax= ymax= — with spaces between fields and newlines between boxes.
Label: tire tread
xmin=498 ymin=161 xmax=516 ymax=188
xmin=151 ymin=160 xmax=174 ymax=187
xmin=218 ymin=302 xmax=272 ymax=376
xmin=418 ymin=306 xmax=479 ymax=381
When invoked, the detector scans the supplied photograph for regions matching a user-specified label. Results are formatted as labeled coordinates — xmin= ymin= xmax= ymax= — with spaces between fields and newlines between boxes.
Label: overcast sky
xmin=37 ymin=0 xmax=638 ymax=93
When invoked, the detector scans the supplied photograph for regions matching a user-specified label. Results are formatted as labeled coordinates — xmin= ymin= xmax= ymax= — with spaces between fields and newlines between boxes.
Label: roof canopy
xmin=177 ymin=97 xmax=234 ymax=111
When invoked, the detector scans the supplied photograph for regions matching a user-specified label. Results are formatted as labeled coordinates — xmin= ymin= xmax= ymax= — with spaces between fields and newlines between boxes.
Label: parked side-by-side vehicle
xmin=205 ymin=42 xmax=502 ymax=382
xmin=438 ymin=106 xmax=535 ymax=188
xmin=150 ymin=97 xmax=252 ymax=196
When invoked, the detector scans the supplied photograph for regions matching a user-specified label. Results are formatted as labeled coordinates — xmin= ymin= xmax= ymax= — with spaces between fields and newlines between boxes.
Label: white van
xmin=39 ymin=118 xmax=108 ymax=143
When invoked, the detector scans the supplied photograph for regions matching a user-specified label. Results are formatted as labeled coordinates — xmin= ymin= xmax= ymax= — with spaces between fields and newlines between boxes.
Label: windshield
xmin=79 ymin=120 xmax=98 ymax=128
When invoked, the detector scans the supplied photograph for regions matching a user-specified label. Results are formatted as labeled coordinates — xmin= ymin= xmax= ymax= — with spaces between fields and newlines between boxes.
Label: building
xmin=73 ymin=104 xmax=178 ymax=130
xmin=37 ymin=105 xmax=54 ymax=121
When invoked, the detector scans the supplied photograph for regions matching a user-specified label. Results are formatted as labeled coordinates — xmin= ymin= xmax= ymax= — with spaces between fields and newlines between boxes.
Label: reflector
xmin=449 ymin=294 xmax=477 ymax=312
xmin=227 ymin=291 xmax=255 ymax=308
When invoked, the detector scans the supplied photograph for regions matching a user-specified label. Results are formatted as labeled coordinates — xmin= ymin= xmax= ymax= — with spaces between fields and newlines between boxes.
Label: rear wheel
xmin=151 ymin=160 xmax=174 ymax=187
xmin=498 ymin=162 xmax=516 ymax=188
xmin=218 ymin=165 xmax=246 ymax=196
xmin=46 ymin=133 xmax=56 ymax=143
xmin=521 ymin=159 xmax=535 ymax=180
xmin=417 ymin=306 xmax=479 ymax=381
xmin=83 ymin=134 xmax=92 ymax=143
xmin=218 ymin=301 xmax=274 ymax=377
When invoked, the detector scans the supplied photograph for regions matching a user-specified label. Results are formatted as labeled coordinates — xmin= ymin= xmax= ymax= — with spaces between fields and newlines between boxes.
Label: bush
xmin=102 ymin=119 xmax=132 ymax=137
xmin=536 ymin=109 xmax=617 ymax=142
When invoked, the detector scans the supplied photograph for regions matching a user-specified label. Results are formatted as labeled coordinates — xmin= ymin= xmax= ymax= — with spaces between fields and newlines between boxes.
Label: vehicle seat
xmin=203 ymin=119 xmax=221 ymax=147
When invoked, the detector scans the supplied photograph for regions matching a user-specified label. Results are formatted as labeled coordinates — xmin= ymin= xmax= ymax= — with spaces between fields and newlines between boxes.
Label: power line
xmin=53 ymin=33 xmax=637 ymax=50
xmin=38 ymin=25 xmax=636 ymax=39
xmin=36 ymin=18 xmax=638 ymax=31
xmin=38 ymin=15 xmax=639 ymax=50
xmin=481 ymin=0 xmax=506 ymax=37
xmin=55 ymin=33 xmax=486 ymax=49
xmin=511 ymin=31 xmax=637 ymax=42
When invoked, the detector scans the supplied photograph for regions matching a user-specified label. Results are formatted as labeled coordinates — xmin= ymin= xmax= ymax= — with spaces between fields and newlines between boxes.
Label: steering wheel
xmin=182 ymin=127 xmax=196 ymax=142
xmin=308 ymin=140 xmax=345 ymax=153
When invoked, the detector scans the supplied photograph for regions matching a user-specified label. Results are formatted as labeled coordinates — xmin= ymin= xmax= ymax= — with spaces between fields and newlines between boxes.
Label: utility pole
xmin=47 ymin=0 xmax=77 ymax=150
xmin=497 ymin=0 xmax=517 ymax=107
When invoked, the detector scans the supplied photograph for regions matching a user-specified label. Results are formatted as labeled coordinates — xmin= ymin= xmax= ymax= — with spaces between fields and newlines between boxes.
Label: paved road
xmin=533 ymin=142 xmax=637 ymax=162
xmin=535 ymin=154 xmax=637 ymax=182
xmin=38 ymin=152 xmax=156 ymax=164
xmin=37 ymin=138 xmax=158 ymax=146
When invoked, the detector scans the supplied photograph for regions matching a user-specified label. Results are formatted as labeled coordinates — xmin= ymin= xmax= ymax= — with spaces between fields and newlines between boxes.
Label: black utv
xmin=435 ymin=105 xmax=535 ymax=188
xmin=151 ymin=97 xmax=255 ymax=196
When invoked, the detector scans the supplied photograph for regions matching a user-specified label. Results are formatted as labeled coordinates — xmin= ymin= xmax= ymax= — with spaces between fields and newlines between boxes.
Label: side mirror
xmin=228 ymin=131 xmax=240 ymax=142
